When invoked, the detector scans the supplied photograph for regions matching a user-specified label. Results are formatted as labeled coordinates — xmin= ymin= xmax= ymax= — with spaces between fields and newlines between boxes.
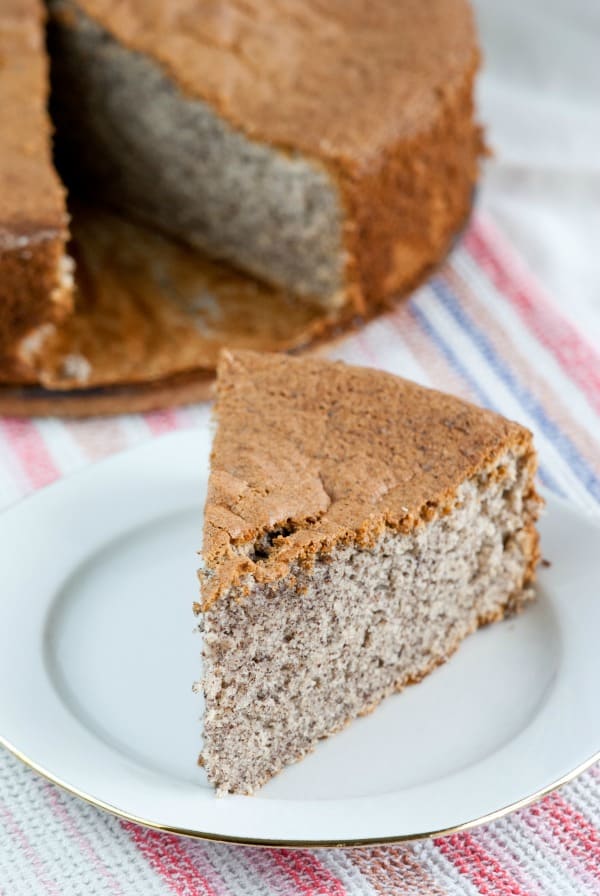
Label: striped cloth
xmin=1 ymin=213 xmax=600 ymax=895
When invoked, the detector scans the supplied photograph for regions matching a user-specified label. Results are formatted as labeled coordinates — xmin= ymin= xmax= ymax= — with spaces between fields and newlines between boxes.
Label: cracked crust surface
xmin=200 ymin=350 xmax=539 ymax=609
xmin=60 ymin=0 xmax=478 ymax=163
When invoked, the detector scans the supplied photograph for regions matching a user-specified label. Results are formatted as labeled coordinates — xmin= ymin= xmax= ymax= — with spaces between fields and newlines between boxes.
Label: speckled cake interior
xmin=200 ymin=451 xmax=538 ymax=794
xmin=47 ymin=0 xmax=483 ymax=314
xmin=196 ymin=351 xmax=541 ymax=795
xmin=48 ymin=0 xmax=345 ymax=305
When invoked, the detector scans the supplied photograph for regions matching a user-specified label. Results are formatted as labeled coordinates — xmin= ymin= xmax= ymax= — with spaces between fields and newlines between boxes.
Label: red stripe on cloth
xmin=468 ymin=827 xmax=544 ymax=896
xmin=444 ymin=265 xmax=600 ymax=475
xmin=466 ymin=220 xmax=600 ymax=417
xmin=396 ymin=303 xmax=478 ymax=402
xmin=0 ymin=418 xmax=60 ymax=490
xmin=124 ymin=823 xmax=222 ymax=896
xmin=267 ymin=849 xmax=347 ymax=896
xmin=64 ymin=418 xmax=130 ymax=462
xmin=0 ymin=802 xmax=62 ymax=896
xmin=144 ymin=409 xmax=181 ymax=436
xmin=538 ymin=793 xmax=600 ymax=882
xmin=355 ymin=329 xmax=380 ymax=366
xmin=43 ymin=783 xmax=125 ymax=896
xmin=435 ymin=831 xmax=530 ymax=895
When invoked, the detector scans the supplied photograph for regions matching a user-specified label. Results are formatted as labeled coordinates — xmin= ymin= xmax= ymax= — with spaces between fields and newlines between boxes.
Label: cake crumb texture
xmin=199 ymin=351 xmax=542 ymax=794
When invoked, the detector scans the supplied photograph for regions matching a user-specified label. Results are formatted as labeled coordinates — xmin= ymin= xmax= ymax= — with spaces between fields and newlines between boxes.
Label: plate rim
xmin=1 ymin=732 xmax=599 ymax=848
xmin=1 ymin=428 xmax=600 ymax=847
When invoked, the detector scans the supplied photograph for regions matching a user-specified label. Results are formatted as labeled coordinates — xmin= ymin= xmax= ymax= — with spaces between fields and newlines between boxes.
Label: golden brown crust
xmin=2 ymin=195 xmax=471 ymax=400
xmin=201 ymin=350 xmax=538 ymax=609
xmin=8 ymin=203 xmax=336 ymax=390
xmin=67 ymin=0 xmax=482 ymax=314
xmin=68 ymin=0 xmax=478 ymax=162
xmin=0 ymin=238 xmax=71 ymax=378
xmin=339 ymin=69 xmax=484 ymax=312
xmin=0 ymin=0 xmax=72 ymax=372
xmin=0 ymin=201 xmax=469 ymax=416
xmin=0 ymin=0 xmax=66 ymax=229
xmin=1 ymin=0 xmax=481 ymax=394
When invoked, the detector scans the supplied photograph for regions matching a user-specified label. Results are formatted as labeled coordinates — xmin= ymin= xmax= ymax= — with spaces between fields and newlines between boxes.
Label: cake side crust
xmin=338 ymin=61 xmax=484 ymax=313
xmin=69 ymin=0 xmax=479 ymax=164
xmin=0 ymin=233 xmax=73 ymax=377
xmin=0 ymin=0 xmax=73 ymax=373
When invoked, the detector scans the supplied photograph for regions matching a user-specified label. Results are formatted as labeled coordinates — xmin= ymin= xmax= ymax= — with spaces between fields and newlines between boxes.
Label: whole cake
xmin=196 ymin=351 xmax=542 ymax=795
xmin=48 ymin=0 xmax=483 ymax=313
xmin=0 ymin=0 xmax=73 ymax=377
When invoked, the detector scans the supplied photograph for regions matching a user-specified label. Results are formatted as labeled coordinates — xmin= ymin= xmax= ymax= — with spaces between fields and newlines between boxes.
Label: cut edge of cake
xmin=195 ymin=350 xmax=542 ymax=795
xmin=47 ymin=0 xmax=483 ymax=314
xmin=1 ymin=239 xmax=75 ymax=379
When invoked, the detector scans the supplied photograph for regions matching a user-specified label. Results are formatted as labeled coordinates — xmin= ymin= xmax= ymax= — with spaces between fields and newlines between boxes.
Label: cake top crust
xmin=70 ymin=0 xmax=478 ymax=166
xmin=0 ymin=0 xmax=68 ymax=246
xmin=200 ymin=350 xmax=533 ymax=608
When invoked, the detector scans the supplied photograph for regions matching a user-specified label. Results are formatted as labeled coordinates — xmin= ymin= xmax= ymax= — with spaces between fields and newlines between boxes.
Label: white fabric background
xmin=473 ymin=0 xmax=600 ymax=344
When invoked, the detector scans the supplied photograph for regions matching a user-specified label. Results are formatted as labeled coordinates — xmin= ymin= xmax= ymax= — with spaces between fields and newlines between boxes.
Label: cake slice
xmin=0 ymin=0 xmax=73 ymax=376
xmin=196 ymin=351 xmax=542 ymax=795
xmin=47 ymin=0 xmax=482 ymax=312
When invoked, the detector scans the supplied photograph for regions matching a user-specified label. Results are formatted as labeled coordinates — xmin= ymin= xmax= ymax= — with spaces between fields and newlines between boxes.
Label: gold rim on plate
xmin=2 ymin=734 xmax=598 ymax=848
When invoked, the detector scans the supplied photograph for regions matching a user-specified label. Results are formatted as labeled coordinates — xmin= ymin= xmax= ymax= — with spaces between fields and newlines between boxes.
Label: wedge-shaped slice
xmin=196 ymin=351 xmax=542 ymax=794
xmin=0 ymin=0 xmax=73 ymax=376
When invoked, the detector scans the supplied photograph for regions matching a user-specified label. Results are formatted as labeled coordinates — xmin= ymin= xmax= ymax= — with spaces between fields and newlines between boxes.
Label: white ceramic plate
xmin=1 ymin=427 xmax=599 ymax=847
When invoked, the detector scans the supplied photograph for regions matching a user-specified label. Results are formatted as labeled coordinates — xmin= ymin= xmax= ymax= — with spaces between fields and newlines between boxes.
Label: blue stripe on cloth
xmin=429 ymin=277 xmax=600 ymax=502
xmin=408 ymin=303 xmax=565 ymax=497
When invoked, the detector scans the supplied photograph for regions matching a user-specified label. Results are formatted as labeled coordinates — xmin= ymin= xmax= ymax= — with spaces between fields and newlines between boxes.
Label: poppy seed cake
xmin=196 ymin=351 xmax=542 ymax=795
xmin=47 ymin=0 xmax=483 ymax=312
